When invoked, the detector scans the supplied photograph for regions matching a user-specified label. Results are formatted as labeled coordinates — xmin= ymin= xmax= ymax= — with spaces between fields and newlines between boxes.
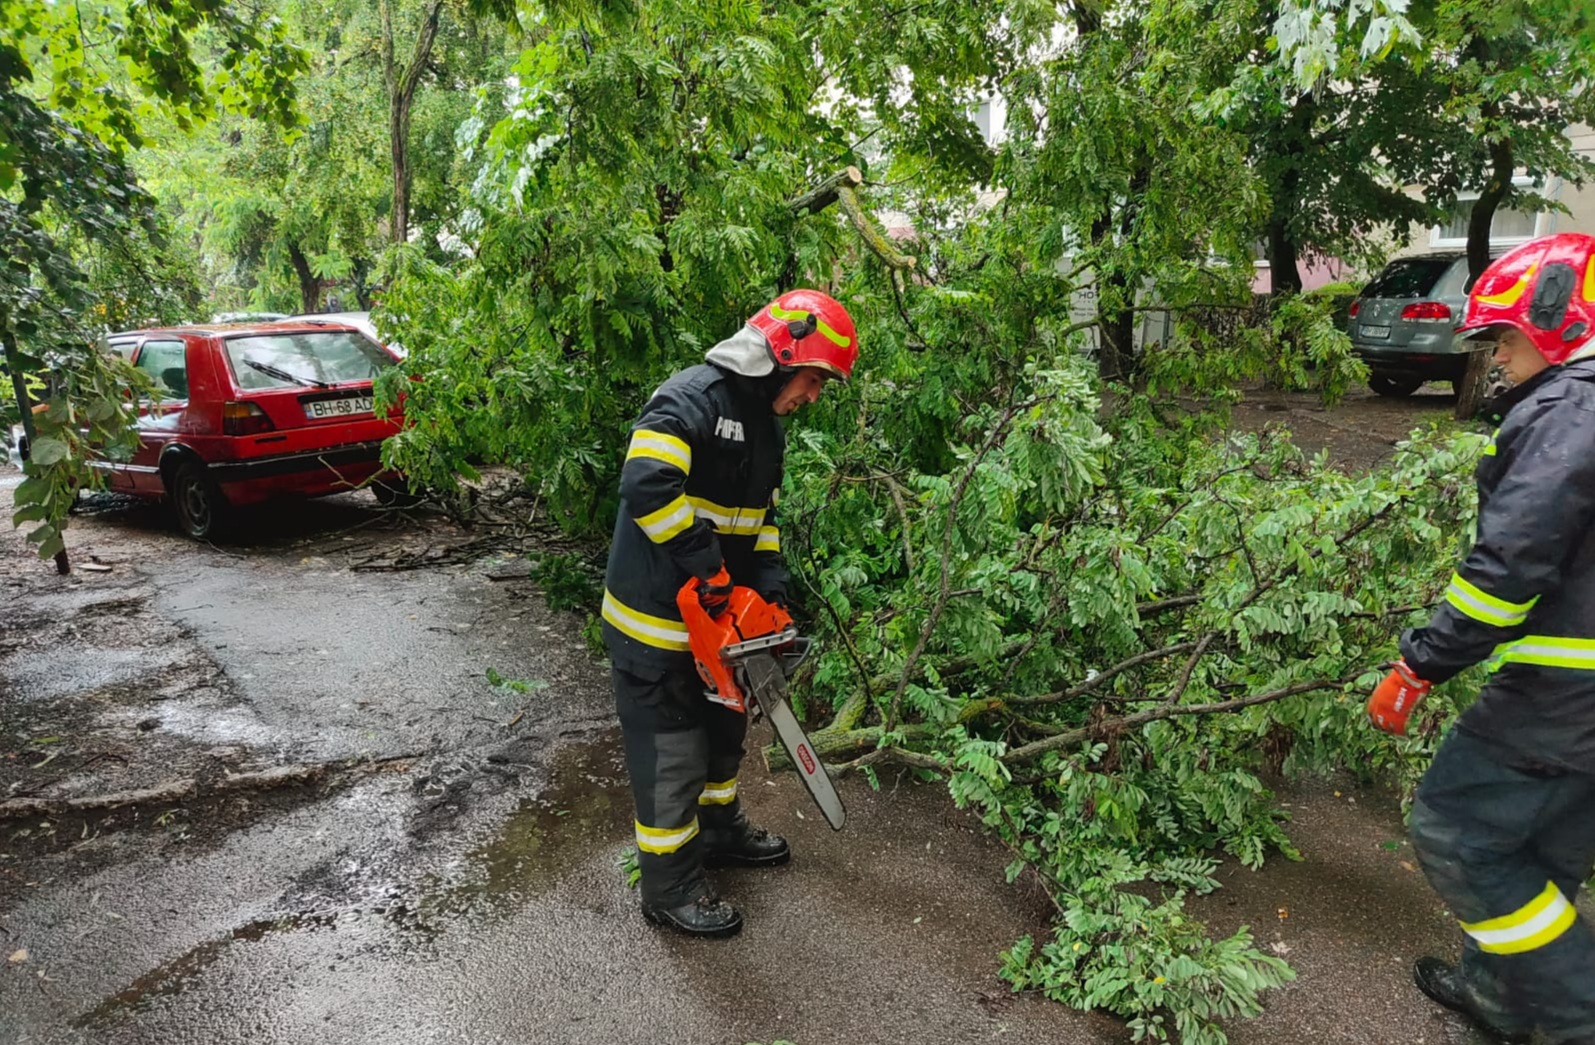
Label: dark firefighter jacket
xmin=602 ymin=363 xmax=787 ymax=675
xmin=1401 ymin=356 xmax=1595 ymax=771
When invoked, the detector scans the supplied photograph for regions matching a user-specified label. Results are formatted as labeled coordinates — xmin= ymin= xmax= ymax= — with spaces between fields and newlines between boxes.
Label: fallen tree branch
xmin=765 ymin=724 xmax=940 ymax=771
xmin=1000 ymin=673 xmax=1360 ymax=766
xmin=1008 ymin=640 xmax=1201 ymax=706
xmin=1161 ymin=632 xmax=1217 ymax=705
xmin=1138 ymin=594 xmax=1202 ymax=616
xmin=827 ymin=745 xmax=949 ymax=776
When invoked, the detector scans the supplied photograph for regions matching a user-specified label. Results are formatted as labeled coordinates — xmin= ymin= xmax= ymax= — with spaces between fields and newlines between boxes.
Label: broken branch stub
xmin=786 ymin=166 xmax=864 ymax=217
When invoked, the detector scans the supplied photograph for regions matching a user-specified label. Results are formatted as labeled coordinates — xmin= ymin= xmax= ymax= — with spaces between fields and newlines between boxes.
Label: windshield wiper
xmin=244 ymin=358 xmax=330 ymax=389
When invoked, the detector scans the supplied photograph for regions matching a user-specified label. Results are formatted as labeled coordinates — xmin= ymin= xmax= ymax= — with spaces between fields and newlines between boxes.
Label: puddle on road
xmin=413 ymin=729 xmax=631 ymax=924
xmin=71 ymin=912 xmax=337 ymax=1028
xmin=68 ymin=732 xmax=632 ymax=1027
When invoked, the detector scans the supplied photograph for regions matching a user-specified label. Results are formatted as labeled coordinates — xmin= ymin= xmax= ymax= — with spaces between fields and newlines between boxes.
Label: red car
xmin=97 ymin=321 xmax=408 ymax=538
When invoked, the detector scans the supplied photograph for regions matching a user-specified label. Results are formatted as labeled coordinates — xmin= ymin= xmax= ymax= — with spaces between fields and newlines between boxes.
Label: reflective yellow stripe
xmin=687 ymin=495 xmax=765 ymax=535
xmin=698 ymin=778 xmax=738 ymax=805
xmin=1490 ymin=635 xmax=1595 ymax=671
xmin=634 ymin=494 xmax=695 ymax=542
xmin=1462 ymin=881 xmax=1578 ymax=955
xmin=602 ymin=590 xmax=690 ymax=651
xmin=1585 ymin=255 xmax=1595 ymax=303
xmin=1483 ymin=434 xmax=1498 ymax=456
xmin=626 ymin=429 xmax=691 ymax=474
xmin=636 ymin=817 xmax=700 ymax=854
xmin=814 ymin=316 xmax=851 ymax=348
xmin=769 ymin=305 xmax=851 ymax=349
xmin=1477 ymin=263 xmax=1537 ymax=308
xmin=754 ymin=525 xmax=780 ymax=553
xmin=1445 ymin=573 xmax=1537 ymax=628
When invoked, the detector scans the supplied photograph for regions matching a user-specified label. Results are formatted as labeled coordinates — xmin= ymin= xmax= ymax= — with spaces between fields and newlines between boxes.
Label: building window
xmin=971 ymin=96 xmax=1006 ymax=147
xmin=1430 ymin=178 xmax=1544 ymax=247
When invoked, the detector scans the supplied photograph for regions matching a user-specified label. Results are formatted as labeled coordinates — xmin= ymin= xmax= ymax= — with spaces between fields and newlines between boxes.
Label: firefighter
xmin=602 ymin=289 xmax=858 ymax=938
xmin=1366 ymin=232 xmax=1595 ymax=1044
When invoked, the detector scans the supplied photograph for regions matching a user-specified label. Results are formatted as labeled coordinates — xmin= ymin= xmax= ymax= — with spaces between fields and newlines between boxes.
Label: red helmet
xmin=746 ymin=289 xmax=859 ymax=380
xmin=1457 ymin=232 xmax=1595 ymax=365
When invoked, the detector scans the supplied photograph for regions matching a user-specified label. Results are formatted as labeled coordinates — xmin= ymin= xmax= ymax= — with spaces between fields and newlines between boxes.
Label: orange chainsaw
xmin=677 ymin=577 xmax=846 ymax=831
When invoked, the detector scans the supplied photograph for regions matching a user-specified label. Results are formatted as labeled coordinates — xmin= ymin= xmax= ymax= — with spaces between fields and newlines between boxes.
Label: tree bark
xmin=1467 ymin=135 xmax=1514 ymax=286
xmin=1265 ymin=212 xmax=1303 ymax=297
xmin=286 ymin=241 xmax=320 ymax=313
xmin=382 ymin=0 xmax=445 ymax=246
xmin=1453 ymin=346 xmax=1494 ymax=421
xmin=787 ymin=166 xmax=863 ymax=216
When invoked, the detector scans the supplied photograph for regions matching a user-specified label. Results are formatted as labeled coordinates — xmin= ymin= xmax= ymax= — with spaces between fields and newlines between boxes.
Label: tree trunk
xmin=1453 ymin=346 xmax=1493 ymax=421
xmin=286 ymin=241 xmax=320 ymax=313
xmin=1466 ymin=135 xmax=1514 ymax=286
xmin=1265 ymin=213 xmax=1303 ymax=297
xmin=1262 ymin=94 xmax=1316 ymax=299
xmin=382 ymin=0 xmax=445 ymax=246
xmin=1097 ymin=269 xmax=1136 ymax=382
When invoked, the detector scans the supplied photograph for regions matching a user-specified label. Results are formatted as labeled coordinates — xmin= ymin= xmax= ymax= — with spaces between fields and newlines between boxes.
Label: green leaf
xmin=28 ymin=437 xmax=69 ymax=466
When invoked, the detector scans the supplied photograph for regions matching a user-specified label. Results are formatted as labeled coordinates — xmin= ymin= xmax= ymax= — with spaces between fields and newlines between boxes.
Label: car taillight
xmin=1401 ymin=301 xmax=1452 ymax=323
xmin=223 ymin=401 xmax=275 ymax=436
xmin=1349 ymin=299 xmax=1361 ymax=318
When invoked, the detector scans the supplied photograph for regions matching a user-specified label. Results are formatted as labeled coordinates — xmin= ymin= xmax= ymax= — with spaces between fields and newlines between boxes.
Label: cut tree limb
xmin=787 ymin=166 xmax=864 ymax=216
xmin=837 ymin=184 xmax=917 ymax=272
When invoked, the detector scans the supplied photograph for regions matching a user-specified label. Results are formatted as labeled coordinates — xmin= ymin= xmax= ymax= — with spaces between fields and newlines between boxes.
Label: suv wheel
xmin=1369 ymin=374 xmax=1424 ymax=398
xmin=169 ymin=461 xmax=228 ymax=540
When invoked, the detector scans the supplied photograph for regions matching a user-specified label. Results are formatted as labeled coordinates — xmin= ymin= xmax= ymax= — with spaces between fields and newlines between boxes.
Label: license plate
xmin=1361 ymin=324 xmax=1391 ymax=339
xmin=304 ymin=396 xmax=374 ymax=419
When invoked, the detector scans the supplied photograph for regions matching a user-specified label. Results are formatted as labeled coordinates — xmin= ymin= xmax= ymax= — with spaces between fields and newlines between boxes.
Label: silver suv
xmin=1349 ymin=252 xmax=1477 ymax=397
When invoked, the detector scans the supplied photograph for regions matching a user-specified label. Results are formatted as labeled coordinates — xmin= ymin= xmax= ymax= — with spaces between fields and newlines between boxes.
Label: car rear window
xmin=225 ymin=331 xmax=392 ymax=390
xmin=1362 ymin=258 xmax=1455 ymax=299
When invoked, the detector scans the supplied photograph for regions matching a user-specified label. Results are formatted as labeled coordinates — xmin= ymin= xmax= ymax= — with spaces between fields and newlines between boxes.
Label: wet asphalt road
xmin=0 ymin=491 xmax=1515 ymax=1045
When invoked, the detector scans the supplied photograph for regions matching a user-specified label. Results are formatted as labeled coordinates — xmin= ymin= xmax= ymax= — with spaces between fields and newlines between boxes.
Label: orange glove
xmin=1367 ymin=659 xmax=1431 ymax=736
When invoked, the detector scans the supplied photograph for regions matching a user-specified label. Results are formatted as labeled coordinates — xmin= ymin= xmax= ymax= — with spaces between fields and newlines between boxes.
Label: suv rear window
xmin=1362 ymin=258 xmax=1455 ymax=299
xmin=225 ymin=331 xmax=392 ymax=391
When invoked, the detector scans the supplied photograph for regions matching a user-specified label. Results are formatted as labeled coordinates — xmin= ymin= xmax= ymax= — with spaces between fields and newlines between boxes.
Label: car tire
xmin=169 ymin=461 xmax=228 ymax=540
xmin=1369 ymin=374 xmax=1424 ymax=398
xmin=372 ymin=475 xmax=424 ymax=510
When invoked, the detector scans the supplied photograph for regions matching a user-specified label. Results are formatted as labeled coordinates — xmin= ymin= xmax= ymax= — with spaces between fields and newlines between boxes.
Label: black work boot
xmin=703 ymin=808 xmax=790 ymax=869
xmin=641 ymin=891 xmax=744 ymax=938
xmin=1413 ymin=957 xmax=1530 ymax=1044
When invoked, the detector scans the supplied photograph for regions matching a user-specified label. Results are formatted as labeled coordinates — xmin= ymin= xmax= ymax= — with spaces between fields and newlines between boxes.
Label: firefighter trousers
xmin=1410 ymin=727 xmax=1595 ymax=1041
xmin=613 ymin=664 xmax=749 ymax=908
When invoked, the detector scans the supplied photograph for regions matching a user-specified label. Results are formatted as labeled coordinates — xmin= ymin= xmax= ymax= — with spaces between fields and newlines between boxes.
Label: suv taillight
xmin=1349 ymin=299 xmax=1361 ymax=318
xmin=1400 ymin=301 xmax=1452 ymax=323
xmin=223 ymin=401 xmax=275 ymax=435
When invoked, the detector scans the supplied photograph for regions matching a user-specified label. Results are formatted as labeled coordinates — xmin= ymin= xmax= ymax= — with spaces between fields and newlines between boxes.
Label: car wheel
xmin=372 ymin=475 xmax=424 ymax=509
xmin=169 ymin=461 xmax=228 ymax=540
xmin=1369 ymin=374 xmax=1424 ymax=398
